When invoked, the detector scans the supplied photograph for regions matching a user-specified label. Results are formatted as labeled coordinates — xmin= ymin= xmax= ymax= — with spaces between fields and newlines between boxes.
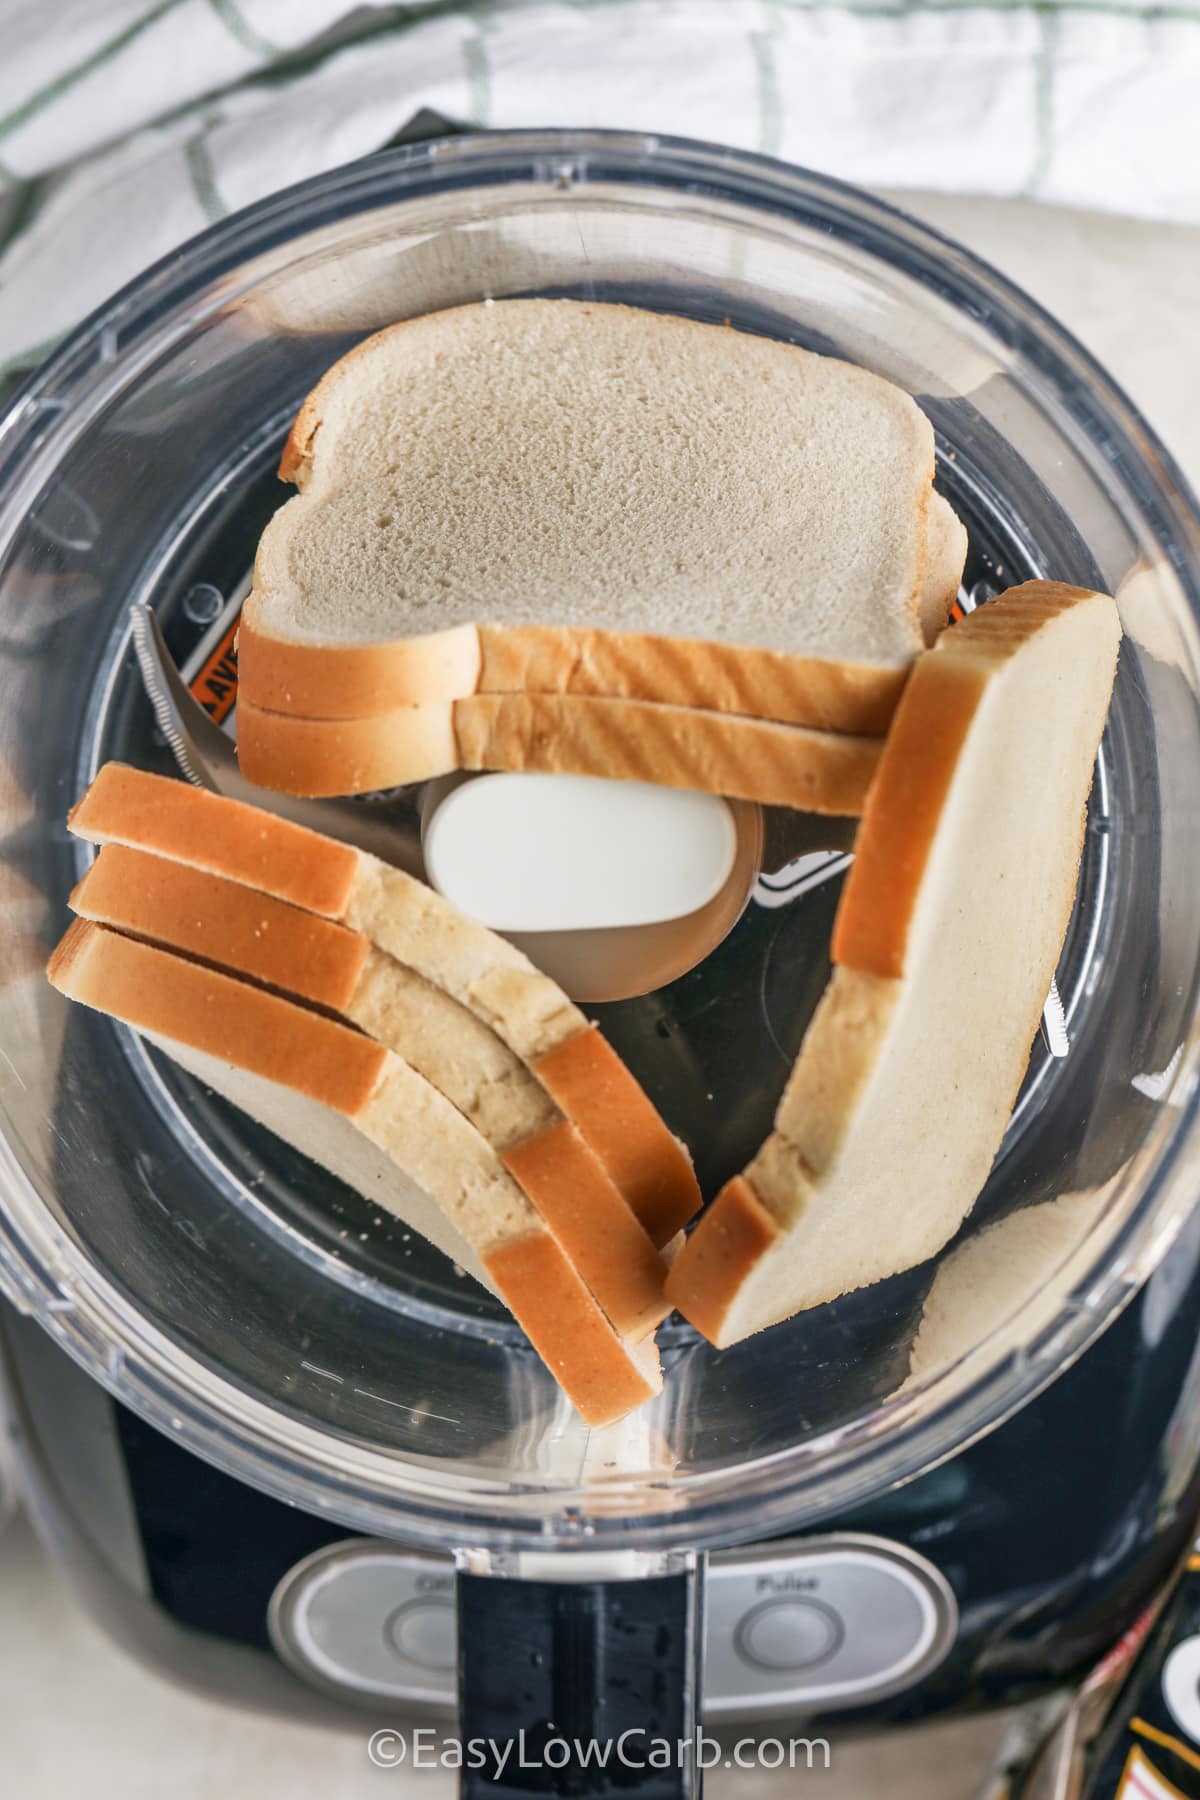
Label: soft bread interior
xmin=249 ymin=299 xmax=935 ymax=664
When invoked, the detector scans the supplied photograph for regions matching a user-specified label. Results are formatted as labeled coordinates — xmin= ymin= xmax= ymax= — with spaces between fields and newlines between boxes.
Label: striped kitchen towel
xmin=1 ymin=0 xmax=1198 ymax=375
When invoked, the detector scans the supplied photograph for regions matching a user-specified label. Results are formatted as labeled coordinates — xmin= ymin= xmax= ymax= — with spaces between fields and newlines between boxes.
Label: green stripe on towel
xmin=205 ymin=0 xmax=287 ymax=60
xmin=0 ymin=0 xmax=186 ymax=146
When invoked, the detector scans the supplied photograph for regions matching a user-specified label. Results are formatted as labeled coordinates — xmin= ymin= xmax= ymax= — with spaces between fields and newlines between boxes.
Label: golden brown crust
xmin=236 ymin=699 xmax=458 ymax=795
xmin=502 ymin=1120 xmax=670 ymax=1342
xmin=662 ymin=1177 xmax=780 ymax=1345
xmin=832 ymin=657 xmax=986 ymax=978
xmin=483 ymin=1233 xmax=660 ymax=1427
xmin=457 ymin=693 xmax=882 ymax=812
xmin=479 ymin=628 xmax=905 ymax=733
xmin=236 ymin=617 xmax=907 ymax=734
xmin=68 ymin=764 xmax=359 ymax=918
xmin=237 ymin=618 xmax=483 ymax=715
xmin=532 ymin=1027 xmax=701 ymax=1247
xmin=236 ymin=691 xmax=883 ymax=808
xmin=47 ymin=920 xmax=387 ymax=1115
xmin=70 ymin=845 xmax=369 ymax=1010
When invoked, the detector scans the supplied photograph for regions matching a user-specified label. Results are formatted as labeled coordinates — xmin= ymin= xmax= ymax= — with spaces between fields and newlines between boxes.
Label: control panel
xmin=269 ymin=1532 xmax=957 ymax=1720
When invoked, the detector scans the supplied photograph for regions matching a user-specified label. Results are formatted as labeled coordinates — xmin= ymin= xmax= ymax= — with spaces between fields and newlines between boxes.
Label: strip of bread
xmin=70 ymin=844 xmax=671 ymax=1341
xmin=68 ymin=764 xmax=700 ymax=1246
xmin=47 ymin=920 xmax=662 ymax=1427
xmin=237 ymin=492 xmax=967 ymax=731
xmin=665 ymin=582 xmax=1122 ymax=1344
xmin=235 ymin=690 xmax=884 ymax=810
xmin=240 ymin=299 xmax=939 ymax=734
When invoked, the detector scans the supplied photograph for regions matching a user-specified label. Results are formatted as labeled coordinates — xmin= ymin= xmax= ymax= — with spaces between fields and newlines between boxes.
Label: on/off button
xmin=734 ymin=1597 xmax=845 ymax=1672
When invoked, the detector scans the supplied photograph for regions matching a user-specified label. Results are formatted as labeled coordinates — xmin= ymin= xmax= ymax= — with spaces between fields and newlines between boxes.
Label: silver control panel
xmin=270 ymin=1532 xmax=957 ymax=1721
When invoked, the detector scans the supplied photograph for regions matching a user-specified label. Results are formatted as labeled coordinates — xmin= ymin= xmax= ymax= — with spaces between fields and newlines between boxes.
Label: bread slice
xmin=918 ymin=492 xmax=968 ymax=642
xmin=664 ymin=582 xmax=1121 ymax=1344
xmin=236 ymin=690 xmax=884 ymax=810
xmin=70 ymin=843 xmax=671 ymax=1341
xmin=47 ymin=919 xmax=662 ymax=1427
xmin=68 ymin=764 xmax=699 ymax=1246
xmin=239 ymin=299 xmax=937 ymax=735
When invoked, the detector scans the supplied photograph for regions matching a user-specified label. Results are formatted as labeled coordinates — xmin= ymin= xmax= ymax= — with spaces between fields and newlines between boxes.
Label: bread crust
xmin=237 ymin=698 xmax=457 ymax=794
xmin=237 ymin=618 xmax=484 ymax=715
xmin=532 ymin=1027 xmax=701 ymax=1247
xmin=68 ymin=762 xmax=359 ymax=918
xmin=832 ymin=659 xmax=987 ymax=979
xmin=237 ymin=691 xmax=883 ymax=812
xmin=834 ymin=582 xmax=1106 ymax=980
xmin=502 ymin=1121 xmax=671 ymax=1341
xmin=485 ymin=1233 xmax=662 ymax=1426
xmin=919 ymin=492 xmax=968 ymax=643
xmin=238 ymin=618 xmax=908 ymax=733
xmin=71 ymin=846 xmax=369 ymax=1009
xmin=48 ymin=917 xmax=387 ymax=1115
xmin=661 ymin=1177 xmax=780 ymax=1347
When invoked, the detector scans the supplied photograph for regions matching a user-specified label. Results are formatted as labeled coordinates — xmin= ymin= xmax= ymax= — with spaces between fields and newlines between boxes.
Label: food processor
xmin=2 ymin=130 xmax=1200 ymax=1782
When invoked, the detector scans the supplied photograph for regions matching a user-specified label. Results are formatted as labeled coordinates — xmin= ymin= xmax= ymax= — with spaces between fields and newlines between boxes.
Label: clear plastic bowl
xmin=0 ymin=130 xmax=1198 ymax=1552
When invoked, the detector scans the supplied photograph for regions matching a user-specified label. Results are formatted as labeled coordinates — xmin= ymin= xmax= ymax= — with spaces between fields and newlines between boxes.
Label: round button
xmin=269 ymin=1544 xmax=458 ymax=1700
xmin=384 ymin=1597 xmax=456 ymax=1673
xmin=734 ymin=1597 xmax=845 ymax=1672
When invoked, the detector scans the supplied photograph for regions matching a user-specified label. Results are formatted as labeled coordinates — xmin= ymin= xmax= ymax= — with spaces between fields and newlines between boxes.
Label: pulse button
xmin=734 ymin=1597 xmax=845 ymax=1672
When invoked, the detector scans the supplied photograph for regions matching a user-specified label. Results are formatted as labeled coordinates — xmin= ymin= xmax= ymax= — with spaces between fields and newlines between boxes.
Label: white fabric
xmin=1 ymin=0 xmax=1198 ymax=369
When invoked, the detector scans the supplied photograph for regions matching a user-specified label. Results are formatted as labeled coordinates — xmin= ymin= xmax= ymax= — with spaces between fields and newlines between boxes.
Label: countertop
xmin=2 ymin=189 xmax=1199 ymax=1798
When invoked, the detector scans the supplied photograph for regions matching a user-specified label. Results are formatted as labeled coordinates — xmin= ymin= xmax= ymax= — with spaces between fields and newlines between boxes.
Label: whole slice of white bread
xmin=239 ymin=299 xmax=938 ymax=734
xmin=236 ymin=690 xmax=883 ymax=810
xmin=68 ymin=764 xmax=700 ymax=1246
xmin=664 ymin=582 xmax=1122 ymax=1344
xmin=47 ymin=920 xmax=661 ymax=1427
xmin=70 ymin=843 xmax=671 ymax=1342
